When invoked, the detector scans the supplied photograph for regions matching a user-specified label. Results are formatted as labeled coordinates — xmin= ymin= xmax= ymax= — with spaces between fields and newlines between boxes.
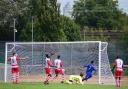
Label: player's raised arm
xmin=19 ymin=56 xmax=29 ymax=60
xmin=122 ymin=61 xmax=124 ymax=68
xmin=83 ymin=64 xmax=88 ymax=67
xmin=93 ymin=65 xmax=96 ymax=71
xmin=7 ymin=56 xmax=11 ymax=61
xmin=60 ymin=60 xmax=62 ymax=68
xmin=49 ymin=53 xmax=55 ymax=67
xmin=112 ymin=57 xmax=117 ymax=71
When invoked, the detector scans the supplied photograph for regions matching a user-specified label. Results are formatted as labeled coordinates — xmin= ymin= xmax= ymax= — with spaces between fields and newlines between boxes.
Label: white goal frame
xmin=4 ymin=41 xmax=111 ymax=84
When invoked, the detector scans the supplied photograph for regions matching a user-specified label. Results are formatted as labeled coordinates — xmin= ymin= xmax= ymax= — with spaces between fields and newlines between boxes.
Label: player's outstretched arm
xmin=83 ymin=64 xmax=88 ymax=67
xmin=123 ymin=65 xmax=128 ymax=68
xmin=7 ymin=57 xmax=11 ymax=61
xmin=50 ymin=65 xmax=55 ymax=67
xmin=20 ymin=56 xmax=29 ymax=60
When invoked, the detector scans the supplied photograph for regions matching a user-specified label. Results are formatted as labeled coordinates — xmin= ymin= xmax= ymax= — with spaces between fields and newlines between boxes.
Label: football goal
xmin=4 ymin=41 xmax=115 ymax=85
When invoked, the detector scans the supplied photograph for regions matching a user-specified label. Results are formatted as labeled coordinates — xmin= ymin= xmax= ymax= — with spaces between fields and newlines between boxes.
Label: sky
xmin=58 ymin=0 xmax=128 ymax=15
xmin=118 ymin=0 xmax=128 ymax=13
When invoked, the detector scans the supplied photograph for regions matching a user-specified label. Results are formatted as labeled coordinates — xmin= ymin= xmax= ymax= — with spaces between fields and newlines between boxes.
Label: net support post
xmin=98 ymin=41 xmax=101 ymax=84
xmin=4 ymin=43 xmax=7 ymax=83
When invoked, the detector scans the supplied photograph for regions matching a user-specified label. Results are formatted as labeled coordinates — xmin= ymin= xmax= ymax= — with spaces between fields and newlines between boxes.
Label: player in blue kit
xmin=82 ymin=61 xmax=96 ymax=81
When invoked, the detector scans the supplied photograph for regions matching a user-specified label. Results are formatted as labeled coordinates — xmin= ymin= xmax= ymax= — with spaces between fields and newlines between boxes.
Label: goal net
xmin=5 ymin=41 xmax=115 ymax=84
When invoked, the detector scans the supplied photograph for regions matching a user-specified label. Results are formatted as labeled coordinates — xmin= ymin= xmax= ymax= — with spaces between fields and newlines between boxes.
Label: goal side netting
xmin=4 ymin=41 xmax=115 ymax=85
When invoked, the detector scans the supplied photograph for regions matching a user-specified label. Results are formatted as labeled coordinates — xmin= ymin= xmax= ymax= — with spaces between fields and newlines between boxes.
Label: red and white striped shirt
xmin=45 ymin=58 xmax=51 ymax=68
xmin=114 ymin=58 xmax=124 ymax=71
xmin=10 ymin=55 xmax=20 ymax=68
xmin=54 ymin=59 xmax=62 ymax=69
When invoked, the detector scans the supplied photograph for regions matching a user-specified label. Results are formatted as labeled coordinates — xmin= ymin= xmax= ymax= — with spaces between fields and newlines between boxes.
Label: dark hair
xmin=57 ymin=55 xmax=60 ymax=59
xmin=91 ymin=61 xmax=94 ymax=64
xmin=80 ymin=72 xmax=84 ymax=77
xmin=13 ymin=52 xmax=16 ymax=56
xmin=116 ymin=56 xmax=119 ymax=59
xmin=45 ymin=54 xmax=49 ymax=58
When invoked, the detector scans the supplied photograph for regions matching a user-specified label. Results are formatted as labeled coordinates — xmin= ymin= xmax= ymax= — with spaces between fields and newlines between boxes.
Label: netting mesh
xmin=5 ymin=42 xmax=114 ymax=84
xmin=101 ymin=42 xmax=115 ymax=85
xmin=0 ymin=63 xmax=11 ymax=82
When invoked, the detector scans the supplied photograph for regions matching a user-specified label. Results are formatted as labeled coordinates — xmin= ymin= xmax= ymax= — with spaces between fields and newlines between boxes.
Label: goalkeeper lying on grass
xmin=65 ymin=73 xmax=84 ymax=84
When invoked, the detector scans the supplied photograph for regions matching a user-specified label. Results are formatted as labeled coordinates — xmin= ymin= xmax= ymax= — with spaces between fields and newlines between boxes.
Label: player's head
xmin=45 ymin=54 xmax=49 ymax=58
xmin=12 ymin=52 xmax=16 ymax=56
xmin=91 ymin=61 xmax=94 ymax=64
xmin=57 ymin=55 xmax=60 ymax=59
xmin=116 ymin=56 xmax=119 ymax=59
xmin=80 ymin=72 xmax=84 ymax=77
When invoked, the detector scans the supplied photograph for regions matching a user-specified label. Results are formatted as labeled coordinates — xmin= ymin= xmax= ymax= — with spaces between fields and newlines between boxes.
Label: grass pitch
xmin=0 ymin=83 xmax=127 ymax=89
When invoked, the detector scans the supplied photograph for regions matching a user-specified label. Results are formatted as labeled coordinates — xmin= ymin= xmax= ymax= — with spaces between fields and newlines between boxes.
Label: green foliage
xmin=1 ymin=0 xmax=128 ymax=42
xmin=0 ymin=0 xmax=28 ymax=41
xmin=20 ymin=21 xmax=34 ymax=41
xmin=72 ymin=0 xmax=127 ymax=30
xmin=0 ymin=42 xmax=5 ymax=63
xmin=20 ymin=0 xmax=67 ymax=41
xmin=19 ymin=0 xmax=81 ymax=42
xmin=61 ymin=16 xmax=81 ymax=41
xmin=0 ymin=0 xmax=82 ymax=42
xmin=121 ymin=26 xmax=128 ymax=43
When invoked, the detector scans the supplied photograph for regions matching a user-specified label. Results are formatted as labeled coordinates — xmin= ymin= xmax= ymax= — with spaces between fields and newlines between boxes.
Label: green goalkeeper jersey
xmin=66 ymin=75 xmax=84 ymax=84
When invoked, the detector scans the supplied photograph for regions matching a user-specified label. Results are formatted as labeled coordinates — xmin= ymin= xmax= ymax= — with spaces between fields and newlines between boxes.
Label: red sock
xmin=12 ymin=74 xmax=16 ymax=84
xmin=16 ymin=73 xmax=19 ymax=83
xmin=45 ymin=75 xmax=51 ymax=81
xmin=61 ymin=75 xmax=64 ymax=81
xmin=54 ymin=75 xmax=58 ymax=80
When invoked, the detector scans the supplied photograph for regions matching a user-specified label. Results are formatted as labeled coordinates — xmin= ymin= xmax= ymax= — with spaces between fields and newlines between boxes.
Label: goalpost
xmin=4 ymin=41 xmax=115 ymax=84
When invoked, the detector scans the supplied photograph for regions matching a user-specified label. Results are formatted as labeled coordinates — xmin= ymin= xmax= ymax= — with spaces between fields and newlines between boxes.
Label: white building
xmin=57 ymin=0 xmax=75 ymax=17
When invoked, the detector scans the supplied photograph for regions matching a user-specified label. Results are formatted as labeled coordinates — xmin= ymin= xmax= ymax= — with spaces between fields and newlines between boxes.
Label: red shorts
xmin=54 ymin=68 xmax=63 ymax=74
xmin=11 ymin=67 xmax=19 ymax=74
xmin=45 ymin=67 xmax=51 ymax=74
xmin=115 ymin=69 xmax=122 ymax=77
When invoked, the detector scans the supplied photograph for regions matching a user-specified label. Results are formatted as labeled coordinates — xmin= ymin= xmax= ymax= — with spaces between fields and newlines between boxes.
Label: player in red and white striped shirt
xmin=44 ymin=54 xmax=52 ymax=84
xmin=113 ymin=56 xmax=124 ymax=87
xmin=8 ymin=52 xmax=28 ymax=84
xmin=53 ymin=55 xmax=65 ymax=83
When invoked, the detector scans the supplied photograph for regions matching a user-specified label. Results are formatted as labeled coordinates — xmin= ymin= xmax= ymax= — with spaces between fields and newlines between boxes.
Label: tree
xmin=20 ymin=0 xmax=67 ymax=41
xmin=0 ymin=0 xmax=29 ymax=41
xmin=72 ymin=0 xmax=127 ymax=30
xmin=61 ymin=16 xmax=81 ymax=41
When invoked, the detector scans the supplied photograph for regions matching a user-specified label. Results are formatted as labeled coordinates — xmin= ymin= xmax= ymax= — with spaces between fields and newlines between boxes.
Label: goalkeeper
xmin=65 ymin=73 xmax=84 ymax=84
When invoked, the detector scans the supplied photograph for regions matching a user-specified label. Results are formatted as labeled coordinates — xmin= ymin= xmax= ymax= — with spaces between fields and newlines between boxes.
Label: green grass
xmin=0 ymin=83 xmax=127 ymax=89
